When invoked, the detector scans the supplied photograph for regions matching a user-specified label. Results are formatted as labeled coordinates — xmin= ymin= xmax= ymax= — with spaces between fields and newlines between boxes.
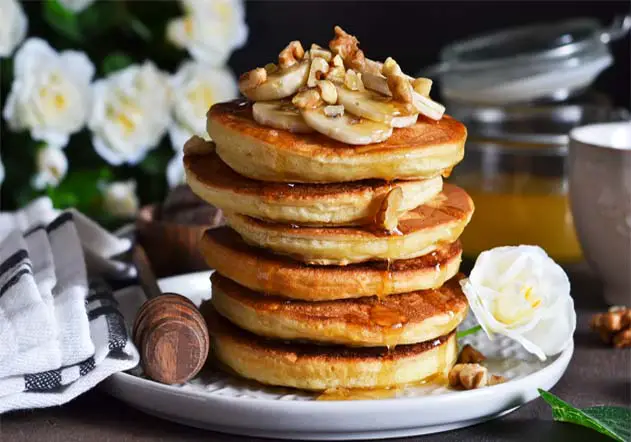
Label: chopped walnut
xmin=310 ymin=44 xmax=333 ymax=62
xmin=279 ymin=40 xmax=305 ymax=69
xmin=331 ymin=54 xmax=344 ymax=68
xmin=591 ymin=306 xmax=631 ymax=348
xmin=375 ymin=187 xmax=403 ymax=233
xmin=387 ymin=75 xmax=413 ymax=103
xmin=457 ymin=344 xmax=486 ymax=364
xmin=448 ymin=363 xmax=488 ymax=390
xmin=412 ymin=78 xmax=432 ymax=96
xmin=344 ymin=69 xmax=364 ymax=91
xmin=323 ymin=104 xmax=344 ymax=118
xmin=264 ymin=63 xmax=278 ymax=74
xmin=317 ymin=80 xmax=337 ymax=104
xmin=382 ymin=57 xmax=403 ymax=77
xmin=489 ymin=374 xmax=506 ymax=386
xmin=292 ymin=89 xmax=322 ymax=110
xmin=329 ymin=26 xmax=360 ymax=60
xmin=325 ymin=66 xmax=346 ymax=83
xmin=308 ymin=57 xmax=330 ymax=87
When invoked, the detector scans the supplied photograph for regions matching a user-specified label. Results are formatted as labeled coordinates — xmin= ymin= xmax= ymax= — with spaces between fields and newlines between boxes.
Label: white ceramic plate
xmin=103 ymin=271 xmax=573 ymax=440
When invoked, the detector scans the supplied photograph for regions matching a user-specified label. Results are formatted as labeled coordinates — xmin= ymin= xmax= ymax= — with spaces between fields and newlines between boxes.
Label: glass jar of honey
xmin=449 ymin=98 xmax=629 ymax=262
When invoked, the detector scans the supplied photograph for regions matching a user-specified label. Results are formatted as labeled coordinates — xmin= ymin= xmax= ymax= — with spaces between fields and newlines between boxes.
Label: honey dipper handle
xmin=132 ymin=244 xmax=162 ymax=300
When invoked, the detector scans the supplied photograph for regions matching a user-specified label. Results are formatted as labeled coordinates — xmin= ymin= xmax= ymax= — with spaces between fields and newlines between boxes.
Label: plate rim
xmin=107 ymin=270 xmax=574 ymax=408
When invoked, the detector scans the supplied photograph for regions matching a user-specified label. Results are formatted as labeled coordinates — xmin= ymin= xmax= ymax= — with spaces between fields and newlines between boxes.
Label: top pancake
xmin=207 ymin=100 xmax=467 ymax=183
xmin=184 ymin=143 xmax=443 ymax=226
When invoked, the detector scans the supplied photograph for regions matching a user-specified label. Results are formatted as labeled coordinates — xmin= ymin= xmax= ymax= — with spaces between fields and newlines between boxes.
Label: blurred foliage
xmin=0 ymin=0 xmax=185 ymax=224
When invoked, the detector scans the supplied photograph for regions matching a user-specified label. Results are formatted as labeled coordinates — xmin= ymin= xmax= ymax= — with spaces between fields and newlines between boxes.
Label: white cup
xmin=568 ymin=121 xmax=631 ymax=306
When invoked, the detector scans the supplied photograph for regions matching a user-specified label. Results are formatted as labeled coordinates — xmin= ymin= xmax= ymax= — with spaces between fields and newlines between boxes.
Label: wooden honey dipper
xmin=132 ymin=245 xmax=209 ymax=385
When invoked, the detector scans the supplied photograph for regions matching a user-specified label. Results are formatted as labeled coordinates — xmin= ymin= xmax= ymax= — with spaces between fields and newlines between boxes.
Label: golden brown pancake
xmin=184 ymin=146 xmax=443 ymax=226
xmin=202 ymin=304 xmax=458 ymax=391
xmin=211 ymin=273 xmax=468 ymax=347
xmin=224 ymin=184 xmax=474 ymax=265
xmin=201 ymin=227 xmax=462 ymax=300
xmin=207 ymin=100 xmax=466 ymax=183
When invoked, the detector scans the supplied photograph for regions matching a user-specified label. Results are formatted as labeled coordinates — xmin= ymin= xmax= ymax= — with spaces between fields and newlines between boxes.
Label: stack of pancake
xmin=184 ymin=32 xmax=474 ymax=394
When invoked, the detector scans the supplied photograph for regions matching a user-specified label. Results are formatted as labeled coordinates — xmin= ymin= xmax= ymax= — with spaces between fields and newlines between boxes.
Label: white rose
xmin=0 ymin=155 xmax=5 ymax=186
xmin=102 ymin=180 xmax=139 ymax=218
xmin=169 ymin=60 xmax=238 ymax=150
xmin=166 ymin=150 xmax=185 ymax=188
xmin=460 ymin=245 xmax=575 ymax=361
xmin=167 ymin=0 xmax=248 ymax=65
xmin=89 ymin=61 xmax=171 ymax=166
xmin=31 ymin=145 xmax=68 ymax=190
xmin=57 ymin=0 xmax=95 ymax=12
xmin=2 ymin=38 xmax=94 ymax=148
xmin=0 ymin=0 xmax=28 ymax=58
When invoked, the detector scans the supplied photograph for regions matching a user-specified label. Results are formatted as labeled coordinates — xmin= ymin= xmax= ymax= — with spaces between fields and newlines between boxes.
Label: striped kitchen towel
xmin=0 ymin=203 xmax=139 ymax=413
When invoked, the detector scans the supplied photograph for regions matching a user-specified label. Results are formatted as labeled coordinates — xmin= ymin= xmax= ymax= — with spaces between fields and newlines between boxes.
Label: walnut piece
xmin=292 ymin=89 xmax=322 ymax=110
xmin=310 ymin=44 xmax=332 ymax=62
xmin=323 ymin=104 xmax=344 ymax=118
xmin=448 ymin=363 xmax=488 ymax=390
xmin=329 ymin=26 xmax=360 ymax=60
xmin=412 ymin=78 xmax=433 ymax=96
xmin=489 ymin=374 xmax=506 ymax=386
xmin=317 ymin=80 xmax=337 ymax=104
xmin=590 ymin=306 xmax=631 ymax=348
xmin=387 ymin=75 xmax=413 ymax=103
xmin=279 ymin=40 xmax=305 ymax=69
xmin=375 ymin=187 xmax=403 ymax=233
xmin=325 ymin=66 xmax=346 ymax=83
xmin=238 ymin=68 xmax=267 ymax=92
xmin=457 ymin=344 xmax=486 ymax=364
xmin=344 ymin=69 xmax=364 ymax=91
xmin=308 ymin=57 xmax=330 ymax=87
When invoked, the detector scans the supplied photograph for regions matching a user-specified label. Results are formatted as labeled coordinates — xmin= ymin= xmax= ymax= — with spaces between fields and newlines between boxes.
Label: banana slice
xmin=301 ymin=107 xmax=392 ymax=145
xmin=361 ymin=72 xmax=444 ymax=121
xmin=253 ymin=100 xmax=314 ymax=133
xmin=336 ymin=85 xmax=418 ymax=128
xmin=242 ymin=62 xmax=309 ymax=101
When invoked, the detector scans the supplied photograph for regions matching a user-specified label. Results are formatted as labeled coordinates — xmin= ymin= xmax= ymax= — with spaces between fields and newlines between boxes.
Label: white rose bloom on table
xmin=169 ymin=60 xmax=238 ymax=150
xmin=0 ymin=0 xmax=28 ymax=57
xmin=57 ymin=0 xmax=95 ymax=12
xmin=31 ymin=145 xmax=68 ymax=189
xmin=460 ymin=245 xmax=575 ymax=361
xmin=89 ymin=61 xmax=171 ymax=166
xmin=167 ymin=0 xmax=248 ymax=66
xmin=2 ymin=38 xmax=94 ymax=148
xmin=102 ymin=180 xmax=139 ymax=218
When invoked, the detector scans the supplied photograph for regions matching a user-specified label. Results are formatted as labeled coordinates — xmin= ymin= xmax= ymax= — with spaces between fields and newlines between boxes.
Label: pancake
xmin=211 ymin=273 xmax=468 ymax=347
xmin=201 ymin=228 xmax=462 ymax=300
xmin=184 ymin=146 xmax=443 ymax=226
xmin=224 ymin=184 xmax=474 ymax=265
xmin=202 ymin=305 xmax=458 ymax=390
xmin=207 ymin=100 xmax=466 ymax=183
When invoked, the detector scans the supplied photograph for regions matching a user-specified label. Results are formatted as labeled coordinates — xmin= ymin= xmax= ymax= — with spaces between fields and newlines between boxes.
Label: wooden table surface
xmin=1 ymin=266 xmax=629 ymax=442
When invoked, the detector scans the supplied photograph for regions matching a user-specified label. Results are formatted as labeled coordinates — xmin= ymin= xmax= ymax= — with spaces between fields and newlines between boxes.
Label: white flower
xmin=89 ymin=61 xmax=171 ymax=166
xmin=102 ymin=180 xmax=139 ymax=218
xmin=460 ymin=245 xmax=575 ymax=361
xmin=169 ymin=60 xmax=238 ymax=150
xmin=2 ymin=38 xmax=94 ymax=148
xmin=0 ymin=0 xmax=28 ymax=58
xmin=166 ymin=150 xmax=185 ymax=188
xmin=57 ymin=0 xmax=95 ymax=12
xmin=0 ymin=155 xmax=5 ymax=186
xmin=167 ymin=0 xmax=248 ymax=66
xmin=31 ymin=145 xmax=68 ymax=189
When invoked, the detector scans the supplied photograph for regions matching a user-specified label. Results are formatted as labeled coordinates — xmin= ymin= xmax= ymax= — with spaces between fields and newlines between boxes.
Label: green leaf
xmin=456 ymin=325 xmax=482 ymax=339
xmin=42 ymin=0 xmax=82 ymax=41
xmin=129 ymin=17 xmax=152 ymax=41
xmin=102 ymin=52 xmax=133 ymax=75
xmin=539 ymin=389 xmax=631 ymax=442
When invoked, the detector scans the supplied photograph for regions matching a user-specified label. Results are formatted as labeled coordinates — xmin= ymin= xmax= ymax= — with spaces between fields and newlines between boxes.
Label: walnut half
xmin=279 ymin=40 xmax=305 ymax=69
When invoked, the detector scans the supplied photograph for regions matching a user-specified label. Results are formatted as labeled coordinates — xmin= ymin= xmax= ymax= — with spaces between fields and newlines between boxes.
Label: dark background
xmin=232 ymin=1 xmax=631 ymax=109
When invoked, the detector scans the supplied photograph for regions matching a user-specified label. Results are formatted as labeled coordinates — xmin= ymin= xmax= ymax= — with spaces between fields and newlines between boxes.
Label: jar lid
xmin=425 ymin=16 xmax=630 ymax=104
xmin=451 ymin=93 xmax=630 ymax=149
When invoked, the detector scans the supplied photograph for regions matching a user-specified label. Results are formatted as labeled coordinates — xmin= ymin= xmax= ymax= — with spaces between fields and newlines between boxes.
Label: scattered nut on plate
xmin=590 ymin=306 xmax=631 ymax=348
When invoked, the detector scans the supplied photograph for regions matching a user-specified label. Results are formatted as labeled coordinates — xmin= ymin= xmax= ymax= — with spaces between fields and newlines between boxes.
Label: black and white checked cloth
xmin=0 ymin=198 xmax=139 ymax=413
